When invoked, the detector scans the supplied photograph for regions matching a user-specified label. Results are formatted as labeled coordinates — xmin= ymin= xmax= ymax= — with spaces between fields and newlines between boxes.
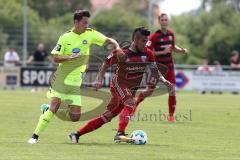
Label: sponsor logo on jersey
xmin=126 ymin=66 xmax=145 ymax=71
xmin=72 ymin=48 xmax=81 ymax=54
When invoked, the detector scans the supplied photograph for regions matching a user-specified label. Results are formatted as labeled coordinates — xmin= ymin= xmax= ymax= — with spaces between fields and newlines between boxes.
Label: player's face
xmin=75 ymin=16 xmax=89 ymax=31
xmin=135 ymin=35 xmax=148 ymax=52
xmin=159 ymin=15 xmax=169 ymax=29
xmin=234 ymin=54 xmax=239 ymax=59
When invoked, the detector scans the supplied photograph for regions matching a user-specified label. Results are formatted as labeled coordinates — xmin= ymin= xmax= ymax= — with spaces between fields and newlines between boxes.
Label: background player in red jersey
xmin=146 ymin=13 xmax=188 ymax=122
xmin=68 ymin=27 xmax=172 ymax=143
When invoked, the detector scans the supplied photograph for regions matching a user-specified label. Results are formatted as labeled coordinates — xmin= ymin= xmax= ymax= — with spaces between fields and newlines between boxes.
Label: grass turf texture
xmin=0 ymin=90 xmax=239 ymax=160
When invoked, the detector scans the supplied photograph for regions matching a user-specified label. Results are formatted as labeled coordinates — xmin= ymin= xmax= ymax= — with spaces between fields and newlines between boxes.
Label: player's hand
xmin=163 ymin=47 xmax=172 ymax=54
xmin=181 ymin=48 xmax=188 ymax=54
xmin=163 ymin=80 xmax=174 ymax=93
xmin=114 ymin=49 xmax=127 ymax=62
xmin=94 ymin=79 xmax=103 ymax=91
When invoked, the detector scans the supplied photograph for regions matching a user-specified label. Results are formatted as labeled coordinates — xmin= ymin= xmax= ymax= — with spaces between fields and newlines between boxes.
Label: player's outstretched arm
xmin=104 ymin=38 xmax=127 ymax=61
xmin=173 ymin=45 xmax=188 ymax=55
xmin=52 ymin=54 xmax=80 ymax=63
xmin=95 ymin=62 xmax=108 ymax=91
xmin=159 ymin=75 xmax=174 ymax=94
xmin=104 ymin=38 xmax=121 ymax=50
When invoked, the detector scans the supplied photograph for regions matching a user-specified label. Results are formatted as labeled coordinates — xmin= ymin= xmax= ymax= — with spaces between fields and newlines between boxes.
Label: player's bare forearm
xmin=105 ymin=38 xmax=120 ymax=50
xmin=95 ymin=62 xmax=108 ymax=90
xmin=154 ymin=51 xmax=167 ymax=56
xmin=159 ymin=75 xmax=174 ymax=94
xmin=159 ymin=75 xmax=167 ymax=83
xmin=97 ymin=62 xmax=108 ymax=80
xmin=142 ymin=85 xmax=155 ymax=98
xmin=173 ymin=45 xmax=188 ymax=54
xmin=47 ymin=55 xmax=54 ymax=63
xmin=52 ymin=54 xmax=79 ymax=63
xmin=52 ymin=55 xmax=71 ymax=63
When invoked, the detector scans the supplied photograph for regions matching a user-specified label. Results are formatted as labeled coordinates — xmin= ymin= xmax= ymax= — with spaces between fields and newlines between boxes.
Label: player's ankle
xmin=32 ymin=133 xmax=39 ymax=139
xmin=76 ymin=131 xmax=81 ymax=138
xmin=117 ymin=131 xmax=125 ymax=135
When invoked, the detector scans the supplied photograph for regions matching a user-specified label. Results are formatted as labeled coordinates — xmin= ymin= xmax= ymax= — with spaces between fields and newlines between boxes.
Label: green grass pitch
xmin=0 ymin=90 xmax=239 ymax=160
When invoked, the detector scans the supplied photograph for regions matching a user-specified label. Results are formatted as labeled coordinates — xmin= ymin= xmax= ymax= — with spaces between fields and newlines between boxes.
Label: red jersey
xmin=147 ymin=29 xmax=175 ymax=70
xmin=105 ymin=48 xmax=155 ymax=89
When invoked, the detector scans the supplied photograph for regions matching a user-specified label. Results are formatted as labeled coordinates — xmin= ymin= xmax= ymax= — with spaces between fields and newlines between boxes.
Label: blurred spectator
xmin=211 ymin=60 xmax=222 ymax=72
xmin=229 ymin=50 xmax=240 ymax=70
xmin=27 ymin=43 xmax=52 ymax=66
xmin=197 ymin=59 xmax=210 ymax=72
xmin=3 ymin=47 xmax=20 ymax=67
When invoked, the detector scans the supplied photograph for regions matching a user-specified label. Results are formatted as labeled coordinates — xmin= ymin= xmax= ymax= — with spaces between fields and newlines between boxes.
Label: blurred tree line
xmin=0 ymin=0 xmax=239 ymax=65
xmin=171 ymin=0 xmax=240 ymax=64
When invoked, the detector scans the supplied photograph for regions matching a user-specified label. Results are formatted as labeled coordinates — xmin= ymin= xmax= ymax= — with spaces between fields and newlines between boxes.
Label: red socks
xmin=118 ymin=106 xmax=133 ymax=133
xmin=168 ymin=95 xmax=176 ymax=117
xmin=78 ymin=117 xmax=105 ymax=136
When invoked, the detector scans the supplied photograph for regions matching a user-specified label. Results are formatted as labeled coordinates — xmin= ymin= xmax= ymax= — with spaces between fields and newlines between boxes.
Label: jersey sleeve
xmin=146 ymin=48 xmax=156 ymax=62
xmin=146 ymin=33 xmax=156 ymax=50
xmin=105 ymin=51 xmax=119 ymax=66
xmin=91 ymin=30 xmax=107 ymax=46
xmin=51 ymin=36 xmax=65 ymax=55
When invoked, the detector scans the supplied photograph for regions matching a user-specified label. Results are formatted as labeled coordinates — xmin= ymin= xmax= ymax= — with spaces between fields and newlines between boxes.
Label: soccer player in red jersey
xmin=68 ymin=27 xmax=172 ymax=143
xmin=146 ymin=13 xmax=188 ymax=122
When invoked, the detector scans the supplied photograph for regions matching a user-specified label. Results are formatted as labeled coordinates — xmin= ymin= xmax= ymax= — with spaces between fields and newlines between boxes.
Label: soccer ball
xmin=130 ymin=130 xmax=148 ymax=145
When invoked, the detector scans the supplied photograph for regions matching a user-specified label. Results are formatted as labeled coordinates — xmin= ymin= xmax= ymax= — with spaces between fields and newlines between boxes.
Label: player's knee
xmin=69 ymin=107 xmax=81 ymax=122
xmin=50 ymin=98 xmax=61 ymax=113
xmin=124 ymin=98 xmax=136 ymax=108
xmin=143 ymin=88 xmax=154 ymax=97
xmin=69 ymin=113 xmax=81 ymax=122
xmin=101 ymin=113 xmax=113 ymax=123
xmin=169 ymin=85 xmax=176 ymax=96
xmin=71 ymin=117 xmax=80 ymax=122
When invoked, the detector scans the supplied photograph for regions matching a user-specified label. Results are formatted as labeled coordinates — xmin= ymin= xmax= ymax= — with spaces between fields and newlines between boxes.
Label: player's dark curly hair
xmin=158 ymin=13 xmax=168 ymax=20
xmin=132 ymin=27 xmax=150 ymax=41
xmin=74 ymin=10 xmax=91 ymax=21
